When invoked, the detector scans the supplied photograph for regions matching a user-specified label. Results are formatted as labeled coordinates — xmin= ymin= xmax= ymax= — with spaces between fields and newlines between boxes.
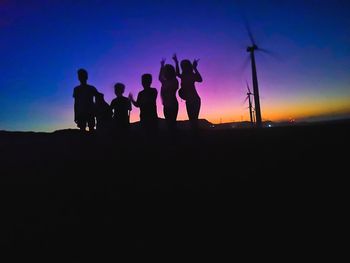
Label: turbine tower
xmin=245 ymin=23 xmax=270 ymax=127
xmin=244 ymin=81 xmax=254 ymax=124
xmin=247 ymin=45 xmax=261 ymax=126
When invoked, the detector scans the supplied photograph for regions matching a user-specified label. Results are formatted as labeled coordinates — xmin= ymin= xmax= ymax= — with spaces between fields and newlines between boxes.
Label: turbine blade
xmin=258 ymin=48 xmax=280 ymax=60
xmin=243 ymin=96 xmax=249 ymax=104
xmin=244 ymin=19 xmax=256 ymax=46
xmin=246 ymin=80 xmax=251 ymax=93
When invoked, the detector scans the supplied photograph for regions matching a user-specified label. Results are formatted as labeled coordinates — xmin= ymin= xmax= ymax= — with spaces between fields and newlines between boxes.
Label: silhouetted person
xmin=73 ymin=69 xmax=98 ymax=132
xmin=129 ymin=74 xmax=158 ymax=131
xmin=95 ymin=92 xmax=112 ymax=132
xmin=110 ymin=83 xmax=132 ymax=131
xmin=173 ymin=54 xmax=203 ymax=130
xmin=159 ymin=58 xmax=179 ymax=131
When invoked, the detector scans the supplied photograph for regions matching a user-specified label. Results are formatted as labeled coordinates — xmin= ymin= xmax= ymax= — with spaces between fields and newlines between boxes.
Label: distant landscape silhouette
xmin=1 ymin=118 xmax=349 ymax=259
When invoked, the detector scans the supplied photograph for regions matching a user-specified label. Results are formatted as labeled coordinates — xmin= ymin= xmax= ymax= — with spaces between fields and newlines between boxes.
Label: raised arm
xmin=193 ymin=59 xmax=203 ymax=83
xmin=172 ymin=53 xmax=181 ymax=77
xmin=158 ymin=58 xmax=166 ymax=82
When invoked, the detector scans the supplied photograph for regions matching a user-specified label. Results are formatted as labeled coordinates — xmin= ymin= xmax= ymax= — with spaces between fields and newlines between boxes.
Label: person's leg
xmin=163 ymin=107 xmax=169 ymax=121
xmin=169 ymin=103 xmax=178 ymax=130
xmin=186 ymin=99 xmax=200 ymax=130
xmin=193 ymin=98 xmax=201 ymax=120
xmin=77 ymin=119 xmax=87 ymax=131
xmin=87 ymin=116 xmax=96 ymax=132
xmin=164 ymin=106 xmax=172 ymax=130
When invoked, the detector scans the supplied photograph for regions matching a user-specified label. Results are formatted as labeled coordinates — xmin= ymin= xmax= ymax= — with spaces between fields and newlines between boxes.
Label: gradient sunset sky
xmin=1 ymin=0 xmax=349 ymax=131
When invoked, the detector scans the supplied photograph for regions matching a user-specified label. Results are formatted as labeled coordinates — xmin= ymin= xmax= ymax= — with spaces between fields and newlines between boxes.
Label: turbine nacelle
xmin=247 ymin=44 xmax=258 ymax=53
xmin=246 ymin=81 xmax=253 ymax=96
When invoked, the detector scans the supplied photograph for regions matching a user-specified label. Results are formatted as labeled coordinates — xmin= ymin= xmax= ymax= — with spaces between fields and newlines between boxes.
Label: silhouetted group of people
xmin=73 ymin=54 xmax=203 ymax=133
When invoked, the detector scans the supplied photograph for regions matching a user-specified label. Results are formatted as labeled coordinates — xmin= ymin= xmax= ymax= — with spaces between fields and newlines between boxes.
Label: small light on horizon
xmin=268 ymin=124 xmax=272 ymax=128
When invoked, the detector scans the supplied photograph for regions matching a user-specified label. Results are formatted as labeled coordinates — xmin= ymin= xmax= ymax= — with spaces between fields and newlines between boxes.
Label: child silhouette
xmin=95 ymin=92 xmax=112 ymax=132
xmin=73 ymin=69 xmax=99 ymax=132
xmin=129 ymin=74 xmax=158 ymax=131
xmin=110 ymin=83 xmax=132 ymax=130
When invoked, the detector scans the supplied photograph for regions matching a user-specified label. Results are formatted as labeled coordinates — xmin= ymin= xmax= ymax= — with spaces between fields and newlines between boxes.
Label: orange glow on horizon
xmin=28 ymin=87 xmax=350 ymax=132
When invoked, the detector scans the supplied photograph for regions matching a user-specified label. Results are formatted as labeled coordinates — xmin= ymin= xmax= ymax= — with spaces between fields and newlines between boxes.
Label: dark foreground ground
xmin=0 ymin=120 xmax=349 ymax=260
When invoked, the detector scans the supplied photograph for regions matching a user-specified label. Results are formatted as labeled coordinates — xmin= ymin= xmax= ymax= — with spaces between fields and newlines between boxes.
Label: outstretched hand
xmin=128 ymin=93 xmax=134 ymax=101
xmin=172 ymin=53 xmax=178 ymax=63
xmin=160 ymin=58 xmax=166 ymax=66
xmin=193 ymin=59 xmax=200 ymax=69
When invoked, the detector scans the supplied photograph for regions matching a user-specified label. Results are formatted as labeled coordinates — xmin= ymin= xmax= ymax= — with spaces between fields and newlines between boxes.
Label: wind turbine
xmin=244 ymin=81 xmax=254 ymax=124
xmin=245 ymin=23 xmax=271 ymax=127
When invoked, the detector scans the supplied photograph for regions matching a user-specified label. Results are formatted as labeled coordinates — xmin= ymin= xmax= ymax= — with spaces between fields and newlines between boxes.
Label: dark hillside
xmin=0 ymin=120 xmax=348 ymax=259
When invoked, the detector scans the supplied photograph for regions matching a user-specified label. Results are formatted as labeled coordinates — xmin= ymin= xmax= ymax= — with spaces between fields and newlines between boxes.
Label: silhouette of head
xmin=77 ymin=68 xmax=88 ymax=84
xmin=114 ymin=83 xmax=125 ymax=97
xmin=180 ymin=60 xmax=193 ymax=73
xmin=164 ymin=64 xmax=176 ymax=80
xmin=142 ymin=74 xmax=152 ymax=89
xmin=96 ymin=92 xmax=105 ymax=103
